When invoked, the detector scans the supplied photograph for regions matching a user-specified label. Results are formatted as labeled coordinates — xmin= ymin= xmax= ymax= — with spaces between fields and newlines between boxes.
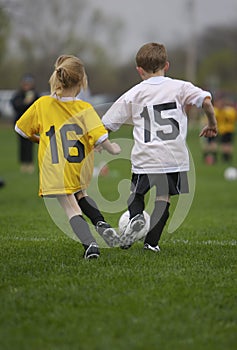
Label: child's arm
xmin=99 ymin=139 xmax=121 ymax=155
xmin=15 ymin=124 xmax=40 ymax=143
xmin=199 ymin=97 xmax=218 ymax=138
xmin=29 ymin=134 xmax=40 ymax=143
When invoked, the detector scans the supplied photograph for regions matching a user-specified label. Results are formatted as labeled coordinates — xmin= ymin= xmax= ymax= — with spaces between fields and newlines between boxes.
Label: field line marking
xmin=170 ymin=239 xmax=237 ymax=246
xmin=0 ymin=236 xmax=59 ymax=242
xmin=0 ymin=236 xmax=236 ymax=246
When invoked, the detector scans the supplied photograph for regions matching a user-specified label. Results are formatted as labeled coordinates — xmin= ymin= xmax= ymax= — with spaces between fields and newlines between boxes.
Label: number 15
xmin=141 ymin=102 xmax=180 ymax=142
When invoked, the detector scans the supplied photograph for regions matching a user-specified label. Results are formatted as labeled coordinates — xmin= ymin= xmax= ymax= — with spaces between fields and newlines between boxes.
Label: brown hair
xmin=49 ymin=55 xmax=87 ymax=96
xmin=136 ymin=43 xmax=168 ymax=73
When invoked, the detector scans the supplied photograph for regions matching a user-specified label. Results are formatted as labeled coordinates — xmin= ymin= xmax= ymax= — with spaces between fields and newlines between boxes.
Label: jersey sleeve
xmin=15 ymin=101 xmax=39 ymax=138
xmin=82 ymin=107 xmax=108 ymax=146
xmin=181 ymin=82 xmax=212 ymax=108
xmin=102 ymin=93 xmax=132 ymax=131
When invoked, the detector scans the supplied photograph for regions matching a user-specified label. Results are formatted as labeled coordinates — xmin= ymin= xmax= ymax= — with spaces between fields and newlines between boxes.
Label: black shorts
xmin=220 ymin=133 xmax=233 ymax=144
xmin=206 ymin=137 xmax=217 ymax=144
xmin=130 ymin=172 xmax=189 ymax=197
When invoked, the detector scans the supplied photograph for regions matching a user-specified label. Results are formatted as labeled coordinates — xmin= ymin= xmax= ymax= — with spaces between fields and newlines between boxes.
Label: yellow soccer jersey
xmin=215 ymin=106 xmax=237 ymax=135
xmin=16 ymin=95 xmax=108 ymax=196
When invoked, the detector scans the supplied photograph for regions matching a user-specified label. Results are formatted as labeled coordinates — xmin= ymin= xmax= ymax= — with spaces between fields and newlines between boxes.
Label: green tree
xmin=198 ymin=48 xmax=237 ymax=93
xmin=0 ymin=5 xmax=10 ymax=63
xmin=197 ymin=26 xmax=237 ymax=93
xmin=0 ymin=0 xmax=123 ymax=91
xmin=162 ymin=25 xmax=237 ymax=95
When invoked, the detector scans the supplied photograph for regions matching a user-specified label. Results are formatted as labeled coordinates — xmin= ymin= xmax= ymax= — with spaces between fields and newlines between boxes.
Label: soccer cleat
xmin=95 ymin=221 xmax=120 ymax=247
xmin=120 ymin=214 xmax=145 ymax=249
xmin=84 ymin=242 xmax=100 ymax=259
xmin=144 ymin=243 xmax=160 ymax=253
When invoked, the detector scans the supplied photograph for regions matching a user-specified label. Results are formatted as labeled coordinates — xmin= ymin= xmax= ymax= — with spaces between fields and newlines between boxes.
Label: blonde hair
xmin=136 ymin=43 xmax=168 ymax=73
xmin=49 ymin=54 xmax=88 ymax=96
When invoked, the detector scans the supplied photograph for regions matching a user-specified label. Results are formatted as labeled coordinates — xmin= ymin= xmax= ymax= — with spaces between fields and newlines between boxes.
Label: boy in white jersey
xmin=15 ymin=55 xmax=121 ymax=259
xmin=102 ymin=42 xmax=217 ymax=252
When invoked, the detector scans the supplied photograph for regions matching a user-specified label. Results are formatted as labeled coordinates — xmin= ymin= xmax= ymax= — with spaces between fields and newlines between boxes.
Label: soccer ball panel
xmin=118 ymin=210 xmax=150 ymax=241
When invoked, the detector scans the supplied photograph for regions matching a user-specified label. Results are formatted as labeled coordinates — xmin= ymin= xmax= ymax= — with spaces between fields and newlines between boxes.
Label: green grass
xmin=0 ymin=121 xmax=236 ymax=350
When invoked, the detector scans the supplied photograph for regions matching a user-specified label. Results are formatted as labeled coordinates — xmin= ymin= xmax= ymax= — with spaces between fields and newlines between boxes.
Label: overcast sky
xmin=88 ymin=0 xmax=237 ymax=60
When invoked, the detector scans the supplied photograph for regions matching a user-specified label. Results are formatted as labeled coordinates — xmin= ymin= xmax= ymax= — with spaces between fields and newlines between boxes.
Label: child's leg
xmin=75 ymin=191 xmax=104 ymax=226
xmin=127 ymin=174 xmax=149 ymax=220
xmin=144 ymin=197 xmax=170 ymax=247
xmin=120 ymin=193 xmax=146 ymax=249
xmin=75 ymin=191 xmax=120 ymax=247
xmin=57 ymin=194 xmax=96 ymax=248
xmin=221 ymin=141 xmax=233 ymax=163
xmin=203 ymin=137 xmax=218 ymax=165
xmin=127 ymin=193 xmax=145 ymax=219
xmin=119 ymin=175 xmax=149 ymax=249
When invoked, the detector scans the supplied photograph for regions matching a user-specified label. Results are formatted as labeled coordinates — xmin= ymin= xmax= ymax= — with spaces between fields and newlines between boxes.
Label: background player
xmin=214 ymin=93 xmax=237 ymax=163
xmin=102 ymin=42 xmax=217 ymax=252
xmin=15 ymin=54 xmax=121 ymax=259
xmin=11 ymin=74 xmax=40 ymax=174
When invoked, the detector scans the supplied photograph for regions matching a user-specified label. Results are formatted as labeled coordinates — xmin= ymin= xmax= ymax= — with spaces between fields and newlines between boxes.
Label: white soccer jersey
xmin=102 ymin=76 xmax=211 ymax=174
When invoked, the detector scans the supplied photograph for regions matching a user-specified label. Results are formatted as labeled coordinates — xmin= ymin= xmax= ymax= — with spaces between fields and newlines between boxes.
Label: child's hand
xmin=199 ymin=125 xmax=218 ymax=138
xmin=97 ymin=139 xmax=121 ymax=155
xmin=110 ymin=142 xmax=121 ymax=155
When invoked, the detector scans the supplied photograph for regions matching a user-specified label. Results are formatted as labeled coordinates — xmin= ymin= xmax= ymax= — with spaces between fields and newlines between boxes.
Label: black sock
xmin=213 ymin=151 xmax=217 ymax=162
xmin=222 ymin=153 xmax=232 ymax=163
xmin=127 ymin=193 xmax=145 ymax=219
xmin=145 ymin=201 xmax=170 ymax=246
xmin=77 ymin=196 xmax=104 ymax=226
xmin=69 ymin=215 xmax=96 ymax=248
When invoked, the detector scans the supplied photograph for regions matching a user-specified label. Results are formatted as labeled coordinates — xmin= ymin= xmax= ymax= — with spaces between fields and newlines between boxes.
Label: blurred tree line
xmin=0 ymin=0 xmax=237 ymax=98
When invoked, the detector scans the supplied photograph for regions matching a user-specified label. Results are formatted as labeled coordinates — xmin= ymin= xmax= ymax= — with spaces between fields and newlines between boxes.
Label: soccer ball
xmin=118 ymin=210 xmax=150 ymax=241
xmin=224 ymin=167 xmax=237 ymax=181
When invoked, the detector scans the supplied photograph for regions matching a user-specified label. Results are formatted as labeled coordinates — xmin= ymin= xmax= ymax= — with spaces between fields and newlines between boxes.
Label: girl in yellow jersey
xmin=214 ymin=94 xmax=237 ymax=163
xmin=15 ymin=54 xmax=121 ymax=259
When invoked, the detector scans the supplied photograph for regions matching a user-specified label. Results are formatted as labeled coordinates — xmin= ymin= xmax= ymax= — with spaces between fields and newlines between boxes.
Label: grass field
xmin=0 ymin=120 xmax=236 ymax=350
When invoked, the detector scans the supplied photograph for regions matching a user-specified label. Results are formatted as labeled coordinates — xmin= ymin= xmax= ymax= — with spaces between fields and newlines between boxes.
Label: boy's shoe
xmin=144 ymin=243 xmax=160 ymax=253
xmin=95 ymin=221 xmax=120 ymax=247
xmin=120 ymin=214 xmax=145 ymax=249
xmin=84 ymin=242 xmax=100 ymax=259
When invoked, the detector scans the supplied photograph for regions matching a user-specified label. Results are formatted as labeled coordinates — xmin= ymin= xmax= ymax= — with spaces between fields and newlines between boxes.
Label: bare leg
xmin=57 ymin=194 xmax=96 ymax=248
